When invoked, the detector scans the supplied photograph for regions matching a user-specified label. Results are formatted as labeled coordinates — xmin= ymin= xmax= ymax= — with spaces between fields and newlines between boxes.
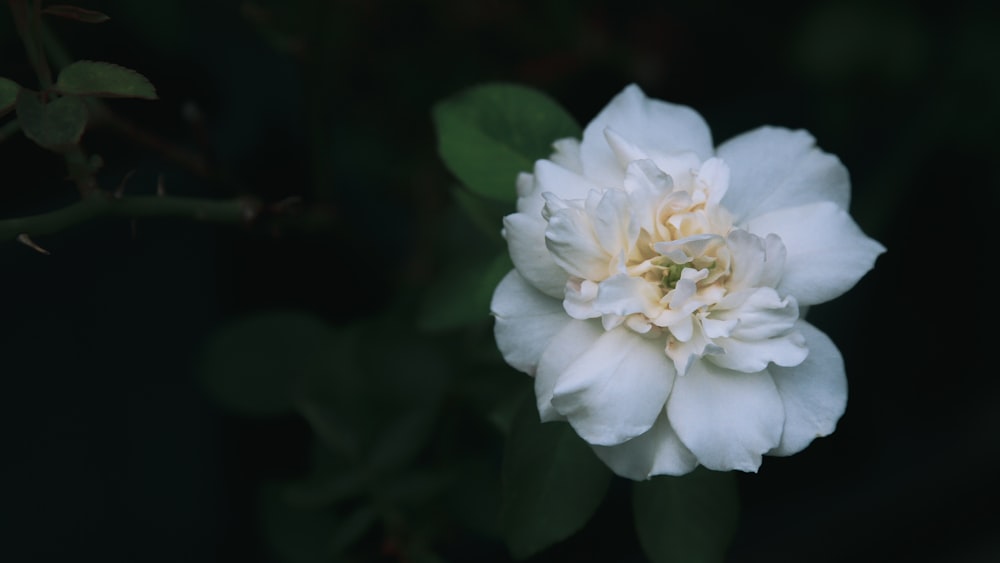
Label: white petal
xmin=551 ymin=327 xmax=675 ymax=446
xmin=563 ymin=278 xmax=601 ymax=320
xmin=579 ymin=84 xmax=713 ymax=187
xmin=769 ymin=321 xmax=848 ymax=456
xmin=491 ymin=270 xmax=571 ymax=375
xmin=709 ymin=287 xmax=807 ymax=372
xmin=503 ymin=212 xmax=569 ymax=299
xmin=592 ymin=410 xmax=698 ymax=480
xmin=549 ymin=138 xmax=583 ymax=173
xmin=718 ymin=127 xmax=851 ymax=222
xmin=604 ymin=127 xmax=650 ymax=167
xmin=535 ymin=320 xmax=604 ymax=422
xmin=534 ymin=158 xmax=603 ymax=201
xmin=544 ymin=204 xmax=611 ymax=281
xmin=592 ymin=189 xmax=639 ymax=255
xmin=654 ymin=234 xmax=725 ymax=264
xmin=592 ymin=273 xmax=661 ymax=318
xmin=668 ymin=361 xmax=784 ymax=472
xmin=725 ymin=230 xmax=786 ymax=291
xmin=745 ymin=201 xmax=886 ymax=305
xmin=624 ymin=159 xmax=674 ymax=234
xmin=695 ymin=157 xmax=731 ymax=204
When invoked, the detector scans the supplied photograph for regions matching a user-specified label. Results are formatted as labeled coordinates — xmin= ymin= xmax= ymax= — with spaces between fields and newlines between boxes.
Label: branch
xmin=0 ymin=192 xmax=260 ymax=242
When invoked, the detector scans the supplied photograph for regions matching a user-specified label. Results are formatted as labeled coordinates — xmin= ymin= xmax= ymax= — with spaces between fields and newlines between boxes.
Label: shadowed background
xmin=1 ymin=0 xmax=998 ymax=562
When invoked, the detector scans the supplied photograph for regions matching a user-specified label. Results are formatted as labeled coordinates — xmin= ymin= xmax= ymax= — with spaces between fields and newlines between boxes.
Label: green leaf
xmin=0 ymin=77 xmax=20 ymax=118
xmin=15 ymin=90 xmax=87 ymax=150
xmin=632 ymin=468 xmax=740 ymax=563
xmin=295 ymin=321 xmax=450 ymax=469
xmin=450 ymin=186 xmax=511 ymax=241
xmin=258 ymin=484 xmax=350 ymax=563
xmin=432 ymin=82 xmax=580 ymax=202
xmin=198 ymin=309 xmax=336 ymax=416
xmin=417 ymin=252 xmax=512 ymax=332
xmin=55 ymin=60 xmax=158 ymax=99
xmin=499 ymin=397 xmax=612 ymax=559
xmin=43 ymin=5 xmax=110 ymax=23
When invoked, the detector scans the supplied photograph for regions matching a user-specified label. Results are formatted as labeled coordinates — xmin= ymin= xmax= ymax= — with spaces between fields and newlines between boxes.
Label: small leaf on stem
xmin=55 ymin=61 xmax=158 ymax=100
xmin=15 ymin=90 xmax=88 ymax=151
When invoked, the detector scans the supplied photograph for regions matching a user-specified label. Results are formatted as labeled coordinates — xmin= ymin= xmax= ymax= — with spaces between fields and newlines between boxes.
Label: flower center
xmin=543 ymin=154 xmax=804 ymax=374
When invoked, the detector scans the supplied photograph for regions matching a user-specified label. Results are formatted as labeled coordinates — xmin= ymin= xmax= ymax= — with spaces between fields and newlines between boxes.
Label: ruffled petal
xmin=592 ymin=410 xmax=698 ymax=480
xmin=491 ymin=270 xmax=571 ymax=375
xmin=668 ymin=361 xmax=784 ymax=472
xmin=551 ymin=326 xmax=675 ymax=446
xmin=725 ymin=230 xmax=786 ymax=292
xmin=745 ymin=201 xmax=886 ymax=306
xmin=718 ymin=127 xmax=851 ymax=222
xmin=535 ymin=319 xmax=604 ymax=422
xmin=549 ymin=138 xmax=583 ymax=174
xmin=503 ymin=212 xmax=568 ymax=298
xmin=579 ymin=84 xmax=713 ymax=187
xmin=544 ymin=200 xmax=612 ymax=281
xmin=769 ymin=321 xmax=848 ymax=456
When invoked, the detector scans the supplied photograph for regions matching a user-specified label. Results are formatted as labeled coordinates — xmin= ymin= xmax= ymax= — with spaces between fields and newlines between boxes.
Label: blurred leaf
xmin=295 ymin=321 xmax=450 ymax=470
xmin=42 ymin=5 xmax=110 ymax=23
xmin=198 ymin=309 xmax=336 ymax=416
xmin=499 ymin=397 xmax=611 ymax=559
xmin=15 ymin=90 xmax=87 ymax=150
xmin=450 ymin=186 xmax=511 ymax=241
xmin=259 ymin=484 xmax=349 ymax=563
xmin=329 ymin=504 xmax=379 ymax=553
xmin=632 ymin=468 xmax=740 ymax=563
xmin=444 ymin=458 xmax=502 ymax=537
xmin=418 ymin=252 xmax=512 ymax=332
xmin=432 ymin=82 xmax=580 ymax=202
xmin=0 ymin=77 xmax=19 ymax=118
xmin=380 ymin=467 xmax=452 ymax=506
xmin=283 ymin=468 xmax=368 ymax=508
xmin=55 ymin=60 xmax=158 ymax=99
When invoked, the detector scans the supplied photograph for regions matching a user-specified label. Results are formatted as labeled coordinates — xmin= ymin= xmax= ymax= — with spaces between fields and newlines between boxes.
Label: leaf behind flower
xmin=499 ymin=397 xmax=612 ymax=559
xmin=632 ymin=468 xmax=740 ymax=563
xmin=432 ymin=82 xmax=580 ymax=202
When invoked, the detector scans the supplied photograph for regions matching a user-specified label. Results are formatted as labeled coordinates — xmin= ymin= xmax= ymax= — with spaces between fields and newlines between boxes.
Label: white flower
xmin=490 ymin=84 xmax=885 ymax=480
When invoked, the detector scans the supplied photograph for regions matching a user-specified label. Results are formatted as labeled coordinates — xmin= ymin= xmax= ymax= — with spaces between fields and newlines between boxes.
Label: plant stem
xmin=0 ymin=192 xmax=260 ymax=241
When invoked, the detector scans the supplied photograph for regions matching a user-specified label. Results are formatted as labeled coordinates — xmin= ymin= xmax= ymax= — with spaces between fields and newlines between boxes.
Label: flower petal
xmin=551 ymin=327 xmax=675 ymax=446
xmin=668 ymin=361 xmax=784 ymax=472
xmin=491 ymin=270 xmax=571 ymax=375
xmin=579 ymin=84 xmax=713 ymax=187
xmin=769 ymin=321 xmax=848 ymax=456
xmin=503 ymin=212 xmax=568 ymax=298
xmin=725 ymin=230 xmax=786 ymax=291
xmin=746 ymin=201 xmax=886 ymax=305
xmin=593 ymin=273 xmax=661 ymax=318
xmin=709 ymin=287 xmax=807 ymax=372
xmin=535 ymin=319 xmax=604 ymax=422
xmin=549 ymin=138 xmax=583 ymax=174
xmin=544 ymin=200 xmax=612 ymax=281
xmin=592 ymin=410 xmax=698 ymax=480
xmin=718 ymin=127 xmax=851 ymax=222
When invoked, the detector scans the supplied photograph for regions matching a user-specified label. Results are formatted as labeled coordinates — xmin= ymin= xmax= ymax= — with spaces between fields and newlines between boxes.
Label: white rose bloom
xmin=490 ymin=84 xmax=885 ymax=480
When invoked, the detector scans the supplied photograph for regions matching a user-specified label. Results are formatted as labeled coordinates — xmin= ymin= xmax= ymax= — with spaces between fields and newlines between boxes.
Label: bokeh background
xmin=2 ymin=1 xmax=998 ymax=562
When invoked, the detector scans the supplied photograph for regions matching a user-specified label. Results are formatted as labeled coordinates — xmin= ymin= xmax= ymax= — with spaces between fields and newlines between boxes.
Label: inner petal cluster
xmin=541 ymin=134 xmax=807 ymax=375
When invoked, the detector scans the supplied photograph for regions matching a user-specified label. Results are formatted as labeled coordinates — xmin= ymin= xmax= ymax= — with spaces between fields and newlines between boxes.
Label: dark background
xmin=1 ymin=1 xmax=998 ymax=562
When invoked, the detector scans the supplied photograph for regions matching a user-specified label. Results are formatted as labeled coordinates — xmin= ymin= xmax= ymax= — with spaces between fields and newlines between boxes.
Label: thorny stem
xmin=0 ymin=192 xmax=260 ymax=241
xmin=0 ymin=3 xmax=264 ymax=245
